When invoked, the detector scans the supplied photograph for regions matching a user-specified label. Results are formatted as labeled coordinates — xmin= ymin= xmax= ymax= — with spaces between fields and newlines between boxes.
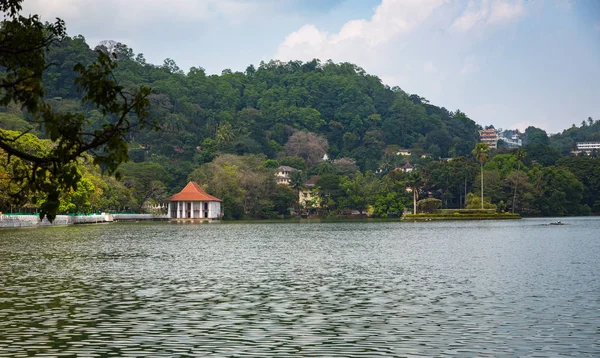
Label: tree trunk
xmin=512 ymin=163 xmax=521 ymax=214
xmin=413 ymin=190 xmax=417 ymax=214
xmin=464 ymin=176 xmax=467 ymax=209
xmin=480 ymin=163 xmax=484 ymax=210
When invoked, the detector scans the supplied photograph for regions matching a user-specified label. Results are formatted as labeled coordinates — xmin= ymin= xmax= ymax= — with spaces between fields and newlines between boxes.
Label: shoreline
xmin=403 ymin=215 xmax=521 ymax=221
xmin=0 ymin=213 xmax=168 ymax=229
xmin=4 ymin=213 xmax=596 ymax=229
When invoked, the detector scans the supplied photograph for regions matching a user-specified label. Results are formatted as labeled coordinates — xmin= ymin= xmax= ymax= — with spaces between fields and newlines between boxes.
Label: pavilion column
xmin=167 ymin=202 xmax=171 ymax=218
xmin=177 ymin=201 xmax=181 ymax=218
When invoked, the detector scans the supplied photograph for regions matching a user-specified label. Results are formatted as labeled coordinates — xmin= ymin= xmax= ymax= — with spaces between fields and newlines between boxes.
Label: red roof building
xmin=167 ymin=182 xmax=222 ymax=219
xmin=394 ymin=161 xmax=414 ymax=173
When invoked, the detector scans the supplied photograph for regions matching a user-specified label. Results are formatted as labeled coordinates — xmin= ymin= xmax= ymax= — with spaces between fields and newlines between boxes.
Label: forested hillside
xmin=1 ymin=35 xmax=599 ymax=218
xmin=40 ymin=37 xmax=480 ymax=167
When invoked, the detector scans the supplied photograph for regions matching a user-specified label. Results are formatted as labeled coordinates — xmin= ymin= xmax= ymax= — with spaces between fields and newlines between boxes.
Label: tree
xmin=340 ymin=171 xmax=379 ymax=217
xmin=263 ymin=159 xmax=280 ymax=169
xmin=372 ymin=191 xmax=406 ymax=218
xmin=279 ymin=156 xmax=307 ymax=171
xmin=417 ymin=198 xmax=441 ymax=214
xmin=557 ymin=157 xmax=600 ymax=213
xmin=465 ymin=193 xmax=496 ymax=210
xmin=505 ymin=171 xmax=534 ymax=213
xmin=472 ymin=143 xmax=491 ymax=210
xmin=405 ymin=171 xmax=424 ymax=214
xmin=524 ymin=126 xmax=549 ymax=145
xmin=289 ymin=169 xmax=305 ymax=213
xmin=284 ymin=131 xmax=328 ymax=167
xmin=315 ymin=174 xmax=344 ymax=213
xmin=511 ymin=149 xmax=526 ymax=213
xmin=533 ymin=166 xmax=583 ymax=216
xmin=119 ymin=162 xmax=170 ymax=211
xmin=0 ymin=0 xmax=155 ymax=220
xmin=188 ymin=154 xmax=276 ymax=219
xmin=523 ymin=143 xmax=560 ymax=166
xmin=332 ymin=157 xmax=360 ymax=177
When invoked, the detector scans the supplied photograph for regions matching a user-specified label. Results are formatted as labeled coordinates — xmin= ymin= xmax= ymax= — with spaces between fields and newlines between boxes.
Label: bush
xmin=417 ymin=198 xmax=441 ymax=213
xmin=465 ymin=192 xmax=496 ymax=210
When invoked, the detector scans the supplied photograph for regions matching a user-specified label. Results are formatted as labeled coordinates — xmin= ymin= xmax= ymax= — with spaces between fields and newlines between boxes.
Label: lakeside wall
xmin=0 ymin=213 xmax=169 ymax=228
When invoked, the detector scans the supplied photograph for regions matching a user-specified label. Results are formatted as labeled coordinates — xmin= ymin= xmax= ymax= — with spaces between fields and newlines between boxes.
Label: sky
xmin=22 ymin=0 xmax=600 ymax=134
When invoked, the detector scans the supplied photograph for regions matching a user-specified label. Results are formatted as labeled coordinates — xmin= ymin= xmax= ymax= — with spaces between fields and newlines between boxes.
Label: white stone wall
xmin=0 ymin=213 xmax=119 ymax=228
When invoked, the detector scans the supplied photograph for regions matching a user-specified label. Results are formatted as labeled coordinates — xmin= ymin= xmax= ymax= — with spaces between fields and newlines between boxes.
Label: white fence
xmin=0 ymin=213 xmax=115 ymax=228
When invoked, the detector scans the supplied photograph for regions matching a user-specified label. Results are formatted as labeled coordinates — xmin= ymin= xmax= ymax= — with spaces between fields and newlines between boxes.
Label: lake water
xmin=1 ymin=218 xmax=599 ymax=357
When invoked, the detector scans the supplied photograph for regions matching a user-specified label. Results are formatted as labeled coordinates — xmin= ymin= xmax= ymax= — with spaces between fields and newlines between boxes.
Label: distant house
xmin=167 ymin=182 xmax=222 ymax=219
xmin=396 ymin=149 xmax=412 ymax=156
xmin=394 ymin=161 xmax=414 ymax=173
xmin=275 ymin=165 xmax=298 ymax=185
xmin=300 ymin=176 xmax=321 ymax=210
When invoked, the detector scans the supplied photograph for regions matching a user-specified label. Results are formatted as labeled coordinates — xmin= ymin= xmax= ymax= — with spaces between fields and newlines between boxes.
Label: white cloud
xmin=452 ymin=0 xmax=524 ymax=32
xmin=451 ymin=2 xmax=488 ymax=31
xmin=276 ymin=0 xmax=446 ymax=61
xmin=488 ymin=0 xmax=525 ymax=24
xmin=424 ymin=61 xmax=437 ymax=73
xmin=22 ymin=0 xmax=264 ymax=27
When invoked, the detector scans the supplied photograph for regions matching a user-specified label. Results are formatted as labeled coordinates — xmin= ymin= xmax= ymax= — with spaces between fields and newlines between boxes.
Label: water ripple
xmin=1 ymin=218 xmax=599 ymax=356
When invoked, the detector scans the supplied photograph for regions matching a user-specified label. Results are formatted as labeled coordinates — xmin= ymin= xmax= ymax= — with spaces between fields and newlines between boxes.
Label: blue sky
xmin=23 ymin=0 xmax=600 ymax=134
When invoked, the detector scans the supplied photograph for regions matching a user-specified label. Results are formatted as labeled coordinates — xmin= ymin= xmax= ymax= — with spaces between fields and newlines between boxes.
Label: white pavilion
xmin=167 ymin=182 xmax=222 ymax=219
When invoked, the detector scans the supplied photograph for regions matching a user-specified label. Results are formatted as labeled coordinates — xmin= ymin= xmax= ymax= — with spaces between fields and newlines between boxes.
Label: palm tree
xmin=472 ymin=143 xmax=491 ymax=210
xmin=406 ymin=171 xmax=423 ymax=214
xmin=216 ymin=122 xmax=235 ymax=144
xmin=512 ymin=148 xmax=525 ymax=214
xmin=289 ymin=170 xmax=305 ymax=214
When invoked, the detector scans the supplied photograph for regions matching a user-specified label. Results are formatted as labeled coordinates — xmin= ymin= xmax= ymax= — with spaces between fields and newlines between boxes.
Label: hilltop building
xmin=167 ymin=182 xmax=222 ymax=219
xmin=275 ymin=166 xmax=298 ymax=185
xmin=572 ymin=142 xmax=600 ymax=156
xmin=479 ymin=127 xmax=499 ymax=149
xmin=479 ymin=127 xmax=522 ymax=149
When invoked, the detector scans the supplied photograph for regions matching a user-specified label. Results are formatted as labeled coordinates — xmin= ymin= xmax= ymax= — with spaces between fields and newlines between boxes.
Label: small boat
xmin=549 ymin=221 xmax=564 ymax=225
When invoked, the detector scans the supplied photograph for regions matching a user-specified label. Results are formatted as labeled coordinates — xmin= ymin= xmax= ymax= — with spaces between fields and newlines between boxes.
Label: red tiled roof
xmin=305 ymin=176 xmax=320 ymax=186
xmin=401 ymin=161 xmax=413 ymax=169
xmin=168 ymin=182 xmax=222 ymax=202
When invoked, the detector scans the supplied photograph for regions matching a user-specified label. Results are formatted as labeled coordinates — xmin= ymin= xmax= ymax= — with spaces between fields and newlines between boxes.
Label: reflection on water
xmin=1 ymin=218 xmax=599 ymax=356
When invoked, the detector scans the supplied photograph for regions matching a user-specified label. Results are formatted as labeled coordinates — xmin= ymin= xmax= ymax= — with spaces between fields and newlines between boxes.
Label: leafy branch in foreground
xmin=0 ymin=0 xmax=157 ymax=221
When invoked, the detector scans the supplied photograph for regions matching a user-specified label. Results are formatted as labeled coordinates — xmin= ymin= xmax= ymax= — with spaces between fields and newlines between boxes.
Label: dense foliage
xmin=1 ymin=30 xmax=599 ymax=218
xmin=0 ymin=1 xmax=154 ymax=220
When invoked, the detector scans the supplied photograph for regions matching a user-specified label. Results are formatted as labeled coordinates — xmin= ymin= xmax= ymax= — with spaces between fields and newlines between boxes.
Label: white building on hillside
xmin=275 ymin=166 xmax=298 ymax=185
xmin=573 ymin=142 xmax=600 ymax=156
